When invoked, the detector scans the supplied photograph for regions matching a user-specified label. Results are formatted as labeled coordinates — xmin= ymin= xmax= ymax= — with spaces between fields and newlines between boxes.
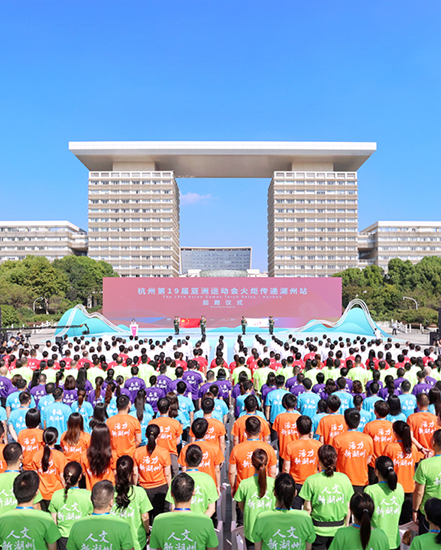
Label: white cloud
xmin=180 ymin=192 xmax=213 ymax=205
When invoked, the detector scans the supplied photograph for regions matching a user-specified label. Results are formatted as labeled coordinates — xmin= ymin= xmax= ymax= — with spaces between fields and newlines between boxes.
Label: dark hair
xmin=87 ymin=424 xmax=112 ymax=476
xmin=116 ymin=394 xmax=130 ymax=411
xmin=91 ymin=479 xmax=114 ymax=509
xmin=171 ymin=472 xmax=194 ymax=503
xmin=350 ymin=492 xmax=375 ymax=550
xmin=344 ymin=408 xmax=361 ymax=430
xmin=393 ymin=421 xmax=412 ymax=455
xmin=245 ymin=416 xmax=261 ymax=437
xmin=274 ymin=473 xmax=296 ymax=510
xmin=282 ymin=393 xmax=296 ymax=410
xmin=63 ymin=413 xmax=84 ymax=446
xmin=318 ymin=445 xmax=337 ymax=477
xmin=326 ymin=395 xmax=341 ymax=413
xmin=252 ymin=449 xmax=268 ymax=498
xmin=296 ymin=415 xmax=312 ymax=435
xmin=185 ymin=444 xmax=203 ymax=468
xmin=146 ymin=424 xmax=160 ymax=454
xmin=89 ymin=402 xmax=108 ymax=431
xmin=42 ymin=427 xmax=58 ymax=472
xmin=192 ymin=418 xmax=209 ymax=439
xmin=115 ymin=455 xmax=134 ymax=510
xmin=244 ymin=394 xmax=258 ymax=412
xmin=425 ymin=498 xmax=441 ymax=544
xmin=375 ymin=455 xmax=397 ymax=491
xmin=3 ymin=442 xmax=22 ymax=465
xmin=387 ymin=395 xmax=402 ymax=417
xmin=25 ymin=408 xmax=41 ymax=429
xmin=13 ymin=471 xmax=40 ymax=504
xmin=157 ymin=398 xmax=170 ymax=415
xmin=134 ymin=389 xmax=146 ymax=422
xmin=63 ymin=461 xmax=82 ymax=501
xmin=374 ymin=400 xmax=389 ymax=418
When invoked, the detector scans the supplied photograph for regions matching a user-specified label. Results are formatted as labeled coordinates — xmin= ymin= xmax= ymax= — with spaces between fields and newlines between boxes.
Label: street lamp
xmin=403 ymin=296 xmax=418 ymax=310
xmin=33 ymin=296 xmax=44 ymax=314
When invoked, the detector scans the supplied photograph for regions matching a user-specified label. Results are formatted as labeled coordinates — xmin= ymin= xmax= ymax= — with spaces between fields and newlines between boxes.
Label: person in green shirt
xmin=234 ymin=448 xmax=276 ymax=544
xmin=200 ymin=316 xmax=207 ymax=336
xmin=67 ymin=480 xmax=134 ymax=550
xmin=414 ymin=429 xmax=441 ymax=534
xmin=410 ymin=497 xmax=441 ymax=550
xmin=299 ymin=444 xmax=353 ymax=549
xmin=49 ymin=461 xmax=93 ymax=550
xmin=174 ymin=316 xmax=180 ymax=335
xmin=0 ymin=470 xmax=60 ymax=550
xmin=241 ymin=317 xmax=247 ymax=335
xmin=150 ymin=473 xmax=219 ymax=550
xmin=268 ymin=316 xmax=274 ymax=335
xmin=166 ymin=444 xmax=218 ymax=516
xmin=232 ymin=358 xmax=251 ymax=386
xmin=253 ymin=473 xmax=315 ymax=550
xmin=329 ymin=492 xmax=389 ymax=550
xmin=365 ymin=456 xmax=405 ymax=550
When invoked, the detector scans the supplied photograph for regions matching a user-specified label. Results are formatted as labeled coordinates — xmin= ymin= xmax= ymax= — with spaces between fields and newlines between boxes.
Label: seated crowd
xmin=0 ymin=332 xmax=440 ymax=549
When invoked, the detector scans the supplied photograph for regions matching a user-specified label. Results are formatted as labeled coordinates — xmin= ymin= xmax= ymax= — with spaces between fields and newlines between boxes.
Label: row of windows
xmin=89 ymin=227 xmax=173 ymax=232
xmin=89 ymin=199 xmax=174 ymax=204
xmin=274 ymin=199 xmax=357 ymax=204
xmin=89 ymin=208 xmax=173 ymax=213
xmin=378 ymin=227 xmax=441 ymax=232
xmin=274 ymin=236 xmax=357 ymax=242
xmin=89 ymin=246 xmax=172 ymax=251
xmin=275 ymin=246 xmax=357 ymax=251
xmin=89 ymin=180 xmax=173 ymax=186
xmin=0 ymin=246 xmax=70 ymax=251
xmin=89 ymin=189 xmax=172 ymax=195
xmin=379 ymin=246 xmax=441 ymax=251
xmin=275 ymin=265 xmax=347 ymax=270
xmin=275 ymin=227 xmax=357 ymax=232
xmin=89 ymin=218 xmax=173 ymax=223
xmin=274 ymin=218 xmax=357 ymax=223
xmin=274 ymin=189 xmax=357 ymax=195
xmin=377 ymin=236 xmax=441 ymax=243
xmin=274 ymin=180 xmax=356 ymax=186
xmin=275 ymin=208 xmax=357 ymax=213
xmin=88 ymin=236 xmax=172 ymax=242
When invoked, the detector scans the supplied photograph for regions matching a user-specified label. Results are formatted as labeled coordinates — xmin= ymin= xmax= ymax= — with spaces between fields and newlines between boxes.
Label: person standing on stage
xmin=241 ymin=316 xmax=247 ymax=335
xmin=269 ymin=316 xmax=274 ymax=335
xmin=200 ymin=315 xmax=207 ymax=336
xmin=174 ymin=316 xmax=180 ymax=335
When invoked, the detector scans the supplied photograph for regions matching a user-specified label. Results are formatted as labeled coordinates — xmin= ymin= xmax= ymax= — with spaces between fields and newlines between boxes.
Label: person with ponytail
xmin=60 ymin=412 xmax=91 ymax=462
xmin=87 ymin=376 xmax=105 ymax=407
xmin=71 ymin=388 xmax=93 ymax=433
xmin=110 ymin=455 xmax=152 ymax=550
xmin=365 ymin=456 xmax=404 ymax=550
xmin=75 ymin=367 xmax=93 ymax=394
xmin=329 ymin=492 xmax=389 ymax=550
xmin=88 ymin=402 xmax=108 ymax=431
xmin=234 ymin=449 xmax=276 ymax=548
xmin=49 ymin=462 xmax=93 ymax=550
xmin=79 ymin=423 xmax=117 ymax=490
xmin=30 ymin=427 xmax=67 ymax=509
xmin=133 ymin=424 xmax=171 ymax=523
xmin=410 ymin=497 xmax=441 ymax=549
xmin=129 ymin=389 xmax=154 ymax=446
xmin=384 ymin=420 xmax=423 ymax=524
xmin=253 ymin=473 xmax=315 ymax=550
xmin=299 ymin=445 xmax=353 ymax=549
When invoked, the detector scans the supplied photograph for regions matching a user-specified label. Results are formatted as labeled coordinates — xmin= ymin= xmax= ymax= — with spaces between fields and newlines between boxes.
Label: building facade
xmin=0 ymin=221 xmax=87 ymax=262
xmin=180 ymin=246 xmax=252 ymax=274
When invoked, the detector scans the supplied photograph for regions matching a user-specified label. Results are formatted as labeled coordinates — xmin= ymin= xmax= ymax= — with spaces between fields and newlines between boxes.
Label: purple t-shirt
xmin=0 ymin=376 xmax=12 ymax=399
xmin=232 ymin=383 xmax=242 ymax=400
xmin=156 ymin=375 xmax=172 ymax=394
xmin=261 ymin=385 xmax=276 ymax=402
xmin=351 ymin=392 xmax=367 ymax=400
xmin=124 ymin=377 xmax=147 ymax=402
xmin=394 ymin=377 xmax=406 ymax=389
xmin=199 ymin=381 xmax=215 ymax=398
xmin=182 ymin=370 xmax=204 ymax=400
xmin=30 ymin=384 xmax=47 ymax=405
xmin=342 ymin=378 xmax=353 ymax=391
xmin=412 ymin=383 xmax=433 ymax=396
xmin=312 ymin=383 xmax=325 ymax=395
xmin=291 ymin=385 xmax=305 ymax=397
xmin=427 ymin=376 xmax=437 ymax=387
xmin=215 ymin=380 xmax=231 ymax=399
xmin=378 ymin=387 xmax=399 ymax=400
xmin=366 ymin=380 xmax=383 ymax=396
xmin=145 ymin=386 xmax=165 ymax=412
xmin=88 ymin=389 xmax=106 ymax=407
xmin=286 ymin=377 xmax=298 ymax=391
xmin=63 ymin=389 xmax=78 ymax=406
xmin=170 ymin=378 xmax=191 ymax=398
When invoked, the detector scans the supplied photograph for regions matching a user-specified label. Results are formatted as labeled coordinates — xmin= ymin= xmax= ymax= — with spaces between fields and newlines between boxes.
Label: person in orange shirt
xmin=231 ymin=395 xmax=271 ymax=445
xmin=80 ymin=423 xmax=117 ymax=490
xmin=190 ymin=397 xmax=226 ymax=454
xmin=273 ymin=393 xmax=301 ymax=468
xmin=0 ymin=423 xmax=6 ymax=473
xmin=229 ymin=416 xmax=277 ymax=496
xmin=283 ymin=415 xmax=321 ymax=509
xmin=134 ymin=424 xmax=171 ymax=524
xmin=60 ymin=412 xmax=91 ymax=462
xmin=408 ymin=392 xmax=437 ymax=455
xmin=363 ymin=400 xmax=394 ymax=484
xmin=106 ymin=394 xmax=142 ymax=458
xmin=179 ymin=418 xmax=224 ymax=488
xmin=384 ymin=419 xmax=423 ymax=525
xmin=316 ymin=395 xmax=347 ymax=446
xmin=29 ymin=426 xmax=67 ymax=509
xmin=333 ymin=408 xmax=373 ymax=491
xmin=17 ymin=408 xmax=44 ymax=470
xmin=149 ymin=397 xmax=183 ymax=477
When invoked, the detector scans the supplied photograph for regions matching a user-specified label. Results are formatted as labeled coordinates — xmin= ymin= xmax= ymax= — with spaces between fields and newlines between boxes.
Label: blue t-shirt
xmin=266 ymin=389 xmax=290 ymax=423
xmin=71 ymin=401 xmax=94 ymax=432
xmin=194 ymin=409 xmax=223 ymax=422
xmin=43 ymin=402 xmax=72 ymax=443
xmin=311 ymin=412 xmax=328 ymax=440
xmin=38 ymin=394 xmax=55 ymax=414
xmin=129 ymin=408 xmax=153 ymax=446
xmin=297 ymin=392 xmax=321 ymax=418
xmin=9 ymin=407 xmax=30 ymax=435
xmin=177 ymin=395 xmax=195 ymax=429
xmin=362 ymin=395 xmax=383 ymax=415
xmin=386 ymin=412 xmax=407 ymax=423
xmin=0 ymin=406 xmax=6 ymax=423
xmin=333 ymin=391 xmax=354 ymax=414
xmin=357 ymin=409 xmax=374 ymax=432
xmin=236 ymin=393 xmax=261 ymax=416
xmin=6 ymin=392 xmax=35 ymax=412
xmin=398 ymin=394 xmax=417 ymax=418
xmin=239 ymin=409 xmax=266 ymax=420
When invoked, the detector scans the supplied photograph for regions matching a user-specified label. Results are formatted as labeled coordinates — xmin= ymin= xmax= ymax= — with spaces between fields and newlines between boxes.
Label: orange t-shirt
xmin=60 ymin=431 xmax=91 ymax=462
xmin=229 ymin=440 xmax=277 ymax=489
xmin=285 ymin=438 xmax=321 ymax=484
xmin=106 ymin=414 xmax=142 ymax=458
xmin=30 ymin=448 xmax=68 ymax=500
xmin=18 ymin=428 xmax=44 ymax=470
xmin=178 ymin=439 xmax=224 ymax=483
xmin=0 ymin=444 xmax=6 ymax=473
xmin=232 ymin=414 xmax=271 ymax=444
xmin=408 ymin=412 xmax=437 ymax=450
xmin=79 ymin=450 xmax=117 ymax=491
xmin=383 ymin=441 xmax=423 ymax=493
xmin=363 ymin=419 xmax=394 ymax=466
xmin=333 ymin=430 xmax=374 ymax=486
xmin=149 ymin=416 xmax=183 ymax=455
xmin=273 ymin=412 xmax=301 ymax=460
xmin=316 ymin=414 xmax=347 ymax=446
xmin=190 ymin=417 xmax=226 ymax=450
xmin=133 ymin=445 xmax=171 ymax=489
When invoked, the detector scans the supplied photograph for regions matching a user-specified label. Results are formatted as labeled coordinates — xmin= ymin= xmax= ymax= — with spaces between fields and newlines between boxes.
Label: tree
xmin=0 ymin=305 xmax=20 ymax=327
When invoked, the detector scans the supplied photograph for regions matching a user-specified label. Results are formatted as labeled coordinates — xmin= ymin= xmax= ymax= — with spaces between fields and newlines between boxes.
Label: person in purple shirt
xmin=366 ymin=371 xmax=383 ymax=396
xmin=285 ymin=375 xmax=298 ymax=392
xmin=312 ymin=372 xmax=326 ymax=396
xmin=394 ymin=368 xmax=406 ymax=389
xmin=62 ymin=375 xmax=78 ymax=406
xmin=76 ymin=367 xmax=94 ymax=394
xmin=170 ymin=367 xmax=191 ymax=398
xmin=145 ymin=376 xmax=165 ymax=413
xmin=102 ymin=369 xmax=116 ymax=391
xmin=261 ymin=372 xmax=277 ymax=404
xmin=88 ymin=377 xmax=106 ymax=407
xmin=339 ymin=368 xmax=353 ymax=391
xmin=378 ymin=378 xmax=399 ymax=400
xmin=156 ymin=364 xmax=172 ymax=394
xmin=29 ymin=372 xmax=47 ymax=406
xmin=182 ymin=360 xmax=204 ymax=408
xmin=291 ymin=383 xmax=305 ymax=397
xmin=124 ymin=366 xmax=147 ymax=402
xmin=214 ymin=369 xmax=231 ymax=404
xmin=351 ymin=380 xmax=367 ymax=401
xmin=412 ymin=371 xmax=433 ymax=396
xmin=0 ymin=367 xmax=12 ymax=407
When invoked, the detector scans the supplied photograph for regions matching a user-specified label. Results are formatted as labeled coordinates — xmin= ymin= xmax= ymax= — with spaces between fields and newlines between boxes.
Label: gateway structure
xmin=69 ymin=141 xmax=377 ymax=277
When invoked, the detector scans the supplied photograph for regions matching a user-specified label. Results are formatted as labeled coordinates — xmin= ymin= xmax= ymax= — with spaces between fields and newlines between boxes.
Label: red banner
xmin=180 ymin=318 xmax=200 ymax=328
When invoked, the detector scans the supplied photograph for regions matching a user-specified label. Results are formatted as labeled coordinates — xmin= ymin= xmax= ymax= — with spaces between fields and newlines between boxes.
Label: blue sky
xmin=1 ymin=1 xmax=440 ymax=271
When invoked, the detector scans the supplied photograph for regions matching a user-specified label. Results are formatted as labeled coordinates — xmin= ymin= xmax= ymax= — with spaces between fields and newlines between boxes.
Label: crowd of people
xmin=0 ymin=331 xmax=441 ymax=549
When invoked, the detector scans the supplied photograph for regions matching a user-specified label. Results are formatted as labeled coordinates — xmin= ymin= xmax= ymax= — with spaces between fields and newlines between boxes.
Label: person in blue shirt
xmin=311 ymin=399 xmax=329 ymax=440
xmin=38 ymin=383 xmax=55 ymax=415
xmin=235 ymin=380 xmax=261 ymax=417
xmin=353 ymin=395 xmax=374 ymax=432
xmin=297 ymin=378 xmax=321 ymax=418
xmin=5 ymin=379 xmax=35 ymax=417
xmin=43 ymin=387 xmax=72 ymax=444
xmin=362 ymin=382 xmax=383 ymax=415
xmin=333 ymin=377 xmax=354 ymax=414
xmin=238 ymin=394 xmax=267 ymax=420
xmin=71 ymin=388 xmax=94 ymax=433
xmin=398 ymin=380 xmax=417 ymax=418
xmin=176 ymin=381 xmax=195 ymax=439
xmin=206 ymin=385 xmax=229 ymax=423
xmin=130 ymin=389 xmax=153 ymax=446
xmin=386 ymin=394 xmax=407 ymax=423
xmin=8 ymin=392 xmax=32 ymax=440
xmin=265 ymin=375 xmax=289 ymax=424
xmin=124 ymin=365 xmax=147 ymax=403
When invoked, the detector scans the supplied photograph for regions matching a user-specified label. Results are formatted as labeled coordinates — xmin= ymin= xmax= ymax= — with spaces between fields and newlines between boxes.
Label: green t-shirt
xmin=410 ymin=531 xmax=441 ymax=550
xmin=414 ymin=455 xmax=441 ymax=514
xmin=150 ymin=511 xmax=218 ymax=550
xmin=232 ymin=366 xmax=251 ymax=385
xmin=0 ymin=471 xmax=43 ymax=515
xmin=253 ymin=368 xmax=273 ymax=391
xmin=67 ymin=514 xmax=134 ymax=550
xmin=110 ymin=485 xmax=153 ymax=550
xmin=252 ymin=509 xmax=315 ymax=550
xmin=166 ymin=470 xmax=219 ymax=515
xmin=347 ymin=366 xmax=370 ymax=386
xmin=298 ymin=471 xmax=354 ymax=536
xmin=364 ymin=482 xmax=405 ymax=549
xmin=139 ymin=364 xmax=157 ymax=386
xmin=234 ymin=475 xmax=276 ymax=541
xmin=0 ymin=508 xmax=60 ymax=547
xmin=329 ymin=525 xmax=389 ymax=550
xmin=48 ymin=487 xmax=93 ymax=538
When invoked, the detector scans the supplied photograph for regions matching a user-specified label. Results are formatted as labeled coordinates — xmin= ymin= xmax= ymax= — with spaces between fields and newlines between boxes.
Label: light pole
xmin=33 ymin=296 xmax=44 ymax=314
xmin=403 ymin=296 xmax=418 ymax=310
